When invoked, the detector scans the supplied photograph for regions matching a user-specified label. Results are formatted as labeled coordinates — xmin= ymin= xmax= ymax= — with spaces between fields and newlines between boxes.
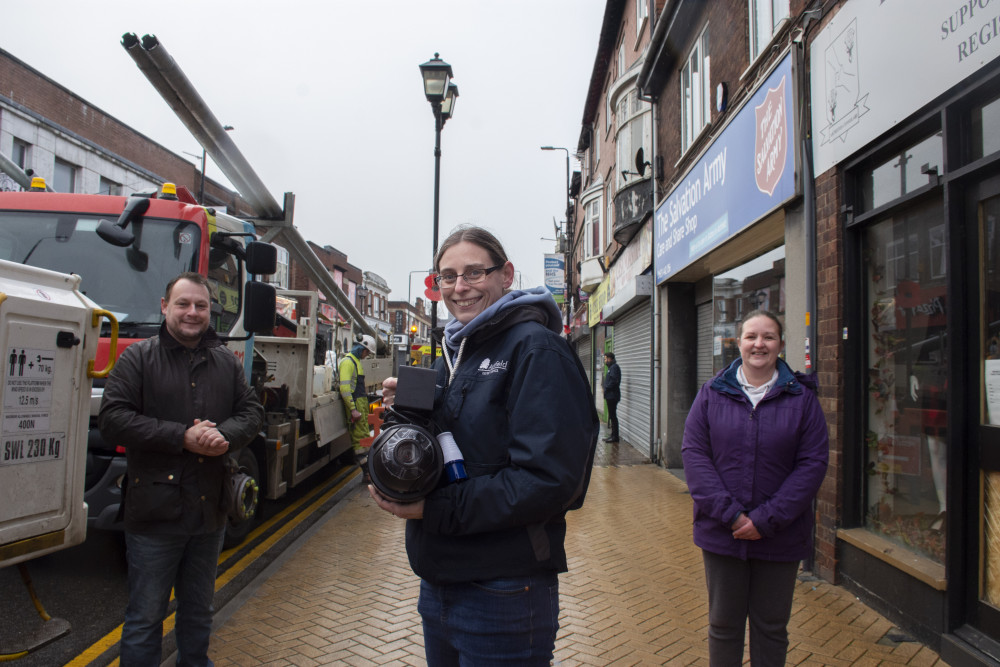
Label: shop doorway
xmin=968 ymin=174 xmax=1000 ymax=640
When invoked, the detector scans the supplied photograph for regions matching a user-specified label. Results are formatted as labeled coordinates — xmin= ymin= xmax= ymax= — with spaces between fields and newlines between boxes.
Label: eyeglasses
xmin=434 ymin=264 xmax=504 ymax=287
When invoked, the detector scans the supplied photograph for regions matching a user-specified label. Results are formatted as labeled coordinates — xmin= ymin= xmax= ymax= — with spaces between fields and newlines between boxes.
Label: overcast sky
xmin=3 ymin=0 xmax=605 ymax=309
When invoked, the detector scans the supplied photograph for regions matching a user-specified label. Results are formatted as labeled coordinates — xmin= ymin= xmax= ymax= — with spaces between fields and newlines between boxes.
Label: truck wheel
xmin=223 ymin=447 xmax=260 ymax=549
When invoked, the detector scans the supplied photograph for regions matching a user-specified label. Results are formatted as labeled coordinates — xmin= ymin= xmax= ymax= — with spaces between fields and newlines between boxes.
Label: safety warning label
xmin=3 ymin=347 xmax=55 ymax=420
xmin=0 ymin=433 xmax=64 ymax=466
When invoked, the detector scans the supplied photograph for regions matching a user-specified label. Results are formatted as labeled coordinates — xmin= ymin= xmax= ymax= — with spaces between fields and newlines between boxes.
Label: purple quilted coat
xmin=681 ymin=358 xmax=829 ymax=562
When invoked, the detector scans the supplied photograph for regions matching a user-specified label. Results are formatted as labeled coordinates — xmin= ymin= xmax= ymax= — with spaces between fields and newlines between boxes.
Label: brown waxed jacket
xmin=98 ymin=324 xmax=263 ymax=534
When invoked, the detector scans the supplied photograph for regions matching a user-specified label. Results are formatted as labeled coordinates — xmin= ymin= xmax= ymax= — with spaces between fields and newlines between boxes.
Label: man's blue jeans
xmin=418 ymin=573 xmax=559 ymax=666
xmin=120 ymin=527 xmax=225 ymax=667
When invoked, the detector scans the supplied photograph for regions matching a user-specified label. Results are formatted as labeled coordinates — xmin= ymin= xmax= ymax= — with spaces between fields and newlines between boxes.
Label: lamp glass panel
xmin=422 ymin=70 xmax=449 ymax=99
xmin=441 ymin=89 xmax=457 ymax=118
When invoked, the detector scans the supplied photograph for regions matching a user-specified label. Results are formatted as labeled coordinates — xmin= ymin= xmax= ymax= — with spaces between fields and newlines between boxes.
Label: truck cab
xmin=0 ymin=188 xmax=262 ymax=532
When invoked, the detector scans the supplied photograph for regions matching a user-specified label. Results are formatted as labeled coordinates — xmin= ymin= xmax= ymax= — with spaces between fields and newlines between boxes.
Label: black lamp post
xmin=420 ymin=53 xmax=458 ymax=363
xmin=541 ymin=145 xmax=572 ymax=328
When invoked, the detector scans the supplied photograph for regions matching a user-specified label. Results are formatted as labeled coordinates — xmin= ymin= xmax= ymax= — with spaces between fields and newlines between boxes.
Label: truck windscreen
xmin=0 ymin=212 xmax=201 ymax=325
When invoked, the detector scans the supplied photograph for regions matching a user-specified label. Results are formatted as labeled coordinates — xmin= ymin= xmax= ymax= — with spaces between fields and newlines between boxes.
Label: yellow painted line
xmin=214 ymin=468 xmax=360 ymax=589
xmin=64 ymin=467 xmax=361 ymax=667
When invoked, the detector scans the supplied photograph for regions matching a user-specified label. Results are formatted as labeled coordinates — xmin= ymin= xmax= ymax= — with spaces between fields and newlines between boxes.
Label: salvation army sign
xmin=654 ymin=53 xmax=798 ymax=284
xmin=755 ymin=76 xmax=787 ymax=196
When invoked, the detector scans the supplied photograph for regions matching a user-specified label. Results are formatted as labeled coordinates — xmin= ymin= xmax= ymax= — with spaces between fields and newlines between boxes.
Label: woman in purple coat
xmin=682 ymin=310 xmax=828 ymax=666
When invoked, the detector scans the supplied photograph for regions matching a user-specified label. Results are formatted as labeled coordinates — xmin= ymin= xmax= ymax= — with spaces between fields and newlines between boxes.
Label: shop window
xmin=711 ymin=246 xmax=785 ymax=373
xmin=858 ymin=132 xmax=942 ymax=212
xmin=681 ymin=24 xmax=711 ymax=153
xmin=862 ymin=196 xmax=947 ymax=564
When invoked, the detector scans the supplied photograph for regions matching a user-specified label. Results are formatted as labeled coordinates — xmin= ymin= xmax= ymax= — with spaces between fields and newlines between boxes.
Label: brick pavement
xmin=207 ymin=454 xmax=949 ymax=666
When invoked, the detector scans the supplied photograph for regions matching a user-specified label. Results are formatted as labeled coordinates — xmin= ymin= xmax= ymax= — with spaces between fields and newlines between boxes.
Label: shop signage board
xmin=654 ymin=53 xmax=798 ymax=285
xmin=810 ymin=0 xmax=1000 ymax=175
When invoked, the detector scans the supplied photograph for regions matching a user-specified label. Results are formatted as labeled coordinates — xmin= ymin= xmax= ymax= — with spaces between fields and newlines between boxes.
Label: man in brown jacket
xmin=99 ymin=272 xmax=263 ymax=666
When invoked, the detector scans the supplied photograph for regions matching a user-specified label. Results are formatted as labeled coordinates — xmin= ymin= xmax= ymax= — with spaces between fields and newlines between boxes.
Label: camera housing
xmin=367 ymin=366 xmax=444 ymax=502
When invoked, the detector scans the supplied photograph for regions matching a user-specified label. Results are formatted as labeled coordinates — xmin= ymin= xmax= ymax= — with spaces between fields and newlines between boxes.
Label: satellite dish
xmin=635 ymin=147 xmax=650 ymax=177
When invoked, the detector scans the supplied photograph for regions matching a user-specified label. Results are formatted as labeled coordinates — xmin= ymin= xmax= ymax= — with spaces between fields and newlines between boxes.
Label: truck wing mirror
xmin=97 ymin=196 xmax=150 ymax=247
xmin=245 ymin=242 xmax=277 ymax=276
xmin=243 ymin=281 xmax=276 ymax=334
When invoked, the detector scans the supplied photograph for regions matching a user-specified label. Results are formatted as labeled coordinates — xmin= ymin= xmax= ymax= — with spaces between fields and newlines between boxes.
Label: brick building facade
xmin=0 ymin=47 xmax=253 ymax=215
xmin=618 ymin=0 xmax=1000 ymax=663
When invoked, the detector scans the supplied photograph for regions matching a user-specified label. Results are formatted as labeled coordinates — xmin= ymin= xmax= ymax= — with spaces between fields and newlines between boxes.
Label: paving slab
xmin=208 ymin=449 xmax=948 ymax=666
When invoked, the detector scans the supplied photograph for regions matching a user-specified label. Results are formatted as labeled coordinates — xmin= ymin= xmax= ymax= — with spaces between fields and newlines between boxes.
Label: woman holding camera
xmin=682 ymin=309 xmax=828 ymax=666
xmin=371 ymin=225 xmax=598 ymax=666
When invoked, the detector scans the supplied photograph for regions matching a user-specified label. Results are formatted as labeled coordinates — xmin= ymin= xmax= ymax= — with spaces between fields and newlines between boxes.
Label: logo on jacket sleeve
xmin=478 ymin=357 xmax=508 ymax=376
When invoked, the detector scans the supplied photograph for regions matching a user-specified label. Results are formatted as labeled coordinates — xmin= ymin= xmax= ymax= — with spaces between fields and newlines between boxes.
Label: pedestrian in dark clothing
xmin=602 ymin=352 xmax=621 ymax=443
xmin=681 ymin=310 xmax=828 ymax=666
xmin=371 ymin=226 xmax=598 ymax=666
xmin=99 ymin=272 xmax=263 ymax=667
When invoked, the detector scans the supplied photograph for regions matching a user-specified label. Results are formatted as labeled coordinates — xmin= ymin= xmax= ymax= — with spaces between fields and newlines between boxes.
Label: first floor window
xmin=681 ymin=24 xmax=711 ymax=152
xmin=606 ymin=183 xmax=614 ymax=250
xmin=53 ymin=159 xmax=77 ymax=193
xmin=99 ymin=177 xmax=121 ymax=196
xmin=583 ymin=198 xmax=602 ymax=259
xmin=749 ymin=0 xmax=790 ymax=60
xmin=11 ymin=138 xmax=28 ymax=168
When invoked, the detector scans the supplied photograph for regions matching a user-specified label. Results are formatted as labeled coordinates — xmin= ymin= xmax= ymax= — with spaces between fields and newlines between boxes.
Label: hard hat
xmin=360 ymin=335 xmax=376 ymax=355
xmin=29 ymin=177 xmax=46 ymax=191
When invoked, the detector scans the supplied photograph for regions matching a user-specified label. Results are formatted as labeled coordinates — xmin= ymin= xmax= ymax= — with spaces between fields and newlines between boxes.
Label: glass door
xmin=971 ymin=175 xmax=1000 ymax=637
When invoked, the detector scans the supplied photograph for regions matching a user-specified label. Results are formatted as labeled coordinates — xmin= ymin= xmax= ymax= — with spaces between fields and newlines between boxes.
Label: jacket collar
xmin=443 ymin=287 xmax=562 ymax=353
xmin=712 ymin=357 xmax=808 ymax=399
xmin=158 ymin=322 xmax=222 ymax=351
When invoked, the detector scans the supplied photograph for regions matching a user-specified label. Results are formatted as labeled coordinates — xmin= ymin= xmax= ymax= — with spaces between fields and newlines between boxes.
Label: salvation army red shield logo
xmin=754 ymin=75 xmax=787 ymax=197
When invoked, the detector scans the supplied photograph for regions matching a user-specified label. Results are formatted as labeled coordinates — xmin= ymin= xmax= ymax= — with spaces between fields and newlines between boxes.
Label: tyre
xmin=223 ymin=447 xmax=261 ymax=549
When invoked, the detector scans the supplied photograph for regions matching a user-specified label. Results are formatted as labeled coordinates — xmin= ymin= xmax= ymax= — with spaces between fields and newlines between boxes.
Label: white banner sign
xmin=810 ymin=0 xmax=1000 ymax=174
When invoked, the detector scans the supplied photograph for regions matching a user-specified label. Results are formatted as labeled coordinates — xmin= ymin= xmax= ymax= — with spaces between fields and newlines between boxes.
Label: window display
xmin=712 ymin=246 xmax=785 ymax=373
xmin=863 ymin=197 xmax=947 ymax=563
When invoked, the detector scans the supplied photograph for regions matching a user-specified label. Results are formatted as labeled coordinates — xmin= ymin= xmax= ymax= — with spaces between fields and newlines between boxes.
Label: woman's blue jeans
xmin=120 ymin=528 xmax=225 ymax=667
xmin=418 ymin=574 xmax=560 ymax=666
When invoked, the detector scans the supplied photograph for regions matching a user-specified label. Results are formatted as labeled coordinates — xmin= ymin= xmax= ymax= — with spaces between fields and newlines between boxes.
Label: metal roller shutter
xmin=697 ymin=301 xmax=714 ymax=388
xmin=614 ymin=301 xmax=652 ymax=458
xmin=576 ymin=335 xmax=592 ymax=387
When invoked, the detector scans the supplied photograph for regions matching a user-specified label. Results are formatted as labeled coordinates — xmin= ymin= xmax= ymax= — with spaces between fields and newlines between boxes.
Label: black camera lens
xmin=367 ymin=423 xmax=443 ymax=502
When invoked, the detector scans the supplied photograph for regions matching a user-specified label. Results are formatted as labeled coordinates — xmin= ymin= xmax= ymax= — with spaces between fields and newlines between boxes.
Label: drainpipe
xmin=799 ymin=41 xmax=819 ymax=573
xmin=649 ymin=97 xmax=661 ymax=465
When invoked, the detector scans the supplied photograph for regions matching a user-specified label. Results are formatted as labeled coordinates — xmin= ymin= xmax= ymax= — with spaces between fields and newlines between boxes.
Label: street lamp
xmin=186 ymin=125 xmax=234 ymax=204
xmin=541 ymin=146 xmax=573 ymax=328
xmin=420 ymin=53 xmax=458 ymax=363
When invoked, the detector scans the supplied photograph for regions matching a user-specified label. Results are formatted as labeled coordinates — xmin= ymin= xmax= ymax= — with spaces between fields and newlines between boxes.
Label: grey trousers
xmin=702 ymin=550 xmax=800 ymax=667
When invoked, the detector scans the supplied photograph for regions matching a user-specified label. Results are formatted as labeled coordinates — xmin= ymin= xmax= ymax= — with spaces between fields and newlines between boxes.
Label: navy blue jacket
xmin=602 ymin=361 xmax=621 ymax=402
xmin=681 ymin=358 xmax=828 ymax=561
xmin=405 ymin=303 xmax=598 ymax=584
